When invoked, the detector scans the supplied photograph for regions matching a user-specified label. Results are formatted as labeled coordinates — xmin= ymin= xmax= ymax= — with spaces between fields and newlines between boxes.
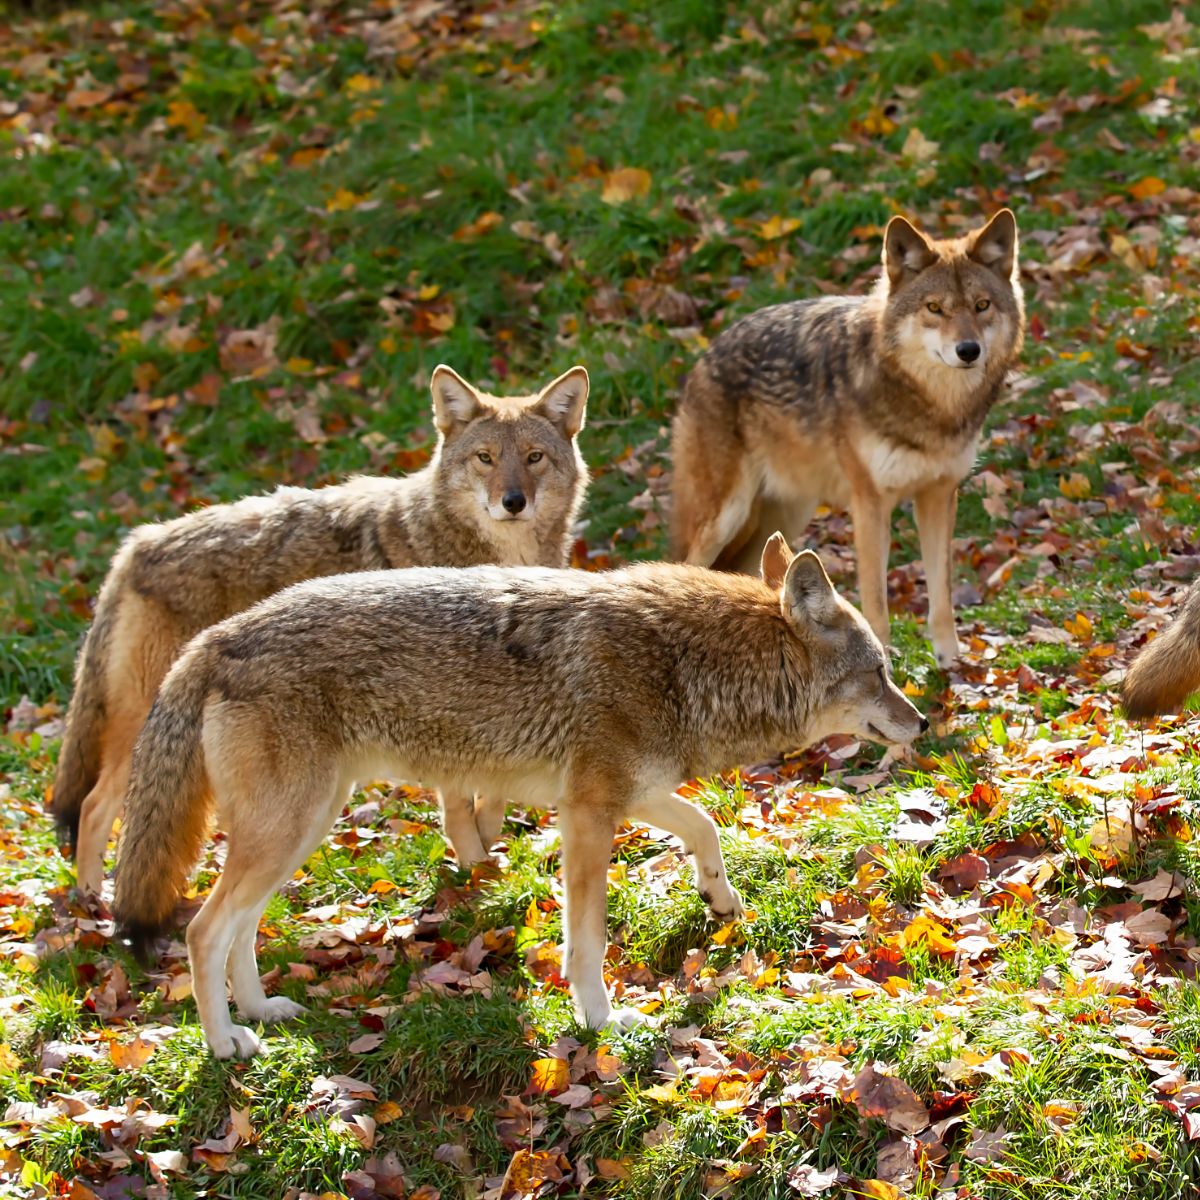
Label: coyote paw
xmin=932 ymin=633 xmax=960 ymax=670
xmin=701 ymin=884 xmax=745 ymax=923
xmin=238 ymin=996 xmax=306 ymax=1024
xmin=606 ymin=1006 xmax=656 ymax=1031
xmin=208 ymin=1024 xmax=264 ymax=1060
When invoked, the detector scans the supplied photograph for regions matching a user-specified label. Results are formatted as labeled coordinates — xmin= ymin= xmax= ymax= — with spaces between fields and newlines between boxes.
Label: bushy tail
xmin=1123 ymin=579 xmax=1200 ymax=719
xmin=112 ymin=650 xmax=213 ymax=958
xmin=51 ymin=566 xmax=125 ymax=849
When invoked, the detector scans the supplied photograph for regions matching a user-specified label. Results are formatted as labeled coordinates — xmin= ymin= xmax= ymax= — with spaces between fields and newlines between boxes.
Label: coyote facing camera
xmin=53 ymin=365 xmax=589 ymax=896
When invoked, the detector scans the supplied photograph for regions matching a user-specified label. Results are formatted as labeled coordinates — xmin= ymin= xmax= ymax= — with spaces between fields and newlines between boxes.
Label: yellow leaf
xmin=286 ymin=357 xmax=313 ymax=374
xmin=640 ymin=1080 xmax=685 ymax=1103
xmin=417 ymin=284 xmax=440 ymax=301
xmin=326 ymin=187 xmax=368 ymax=212
xmin=373 ymin=1100 xmax=403 ymax=1124
xmin=1059 ymin=472 xmax=1092 ymax=499
xmin=345 ymin=73 xmax=379 ymax=95
xmin=1064 ymin=611 xmax=1093 ymax=641
xmin=379 ymin=335 xmax=397 ymax=353
xmin=166 ymin=99 xmax=205 ymax=137
xmin=601 ymin=166 xmax=652 ymax=204
xmin=756 ymin=214 xmax=802 ymax=241
xmin=529 ymin=1057 xmax=568 ymax=1095
xmin=898 ymin=914 xmax=957 ymax=956
xmin=858 ymin=1182 xmax=901 ymax=1200
xmin=1129 ymin=176 xmax=1166 ymax=200
xmin=0 ymin=1044 xmax=21 ymax=1073
xmin=752 ymin=966 xmax=780 ymax=990
xmin=901 ymin=126 xmax=939 ymax=162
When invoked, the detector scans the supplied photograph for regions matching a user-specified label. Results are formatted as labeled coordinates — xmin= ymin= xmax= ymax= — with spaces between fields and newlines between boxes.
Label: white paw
xmin=208 ymin=1024 xmax=264 ymax=1060
xmin=238 ymin=996 xmax=306 ymax=1024
xmin=932 ymin=633 xmax=960 ymax=670
xmin=706 ymin=887 xmax=745 ymax=923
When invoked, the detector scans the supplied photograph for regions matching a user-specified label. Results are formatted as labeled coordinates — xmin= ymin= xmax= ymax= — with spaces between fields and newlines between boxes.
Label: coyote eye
xmin=975 ymin=298 xmax=991 ymax=312
xmin=926 ymin=301 xmax=941 ymax=315
xmin=476 ymin=451 xmax=493 ymax=465
xmin=527 ymin=451 xmax=544 ymax=464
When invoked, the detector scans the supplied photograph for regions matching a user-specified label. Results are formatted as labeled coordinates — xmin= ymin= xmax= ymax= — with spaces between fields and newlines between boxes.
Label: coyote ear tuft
xmin=782 ymin=550 xmax=837 ymax=625
xmin=535 ymin=365 xmax=589 ymax=438
xmin=760 ymin=531 xmax=794 ymax=590
xmin=430 ymin=365 xmax=482 ymax=435
xmin=968 ymin=208 xmax=1018 ymax=281
xmin=884 ymin=216 xmax=936 ymax=287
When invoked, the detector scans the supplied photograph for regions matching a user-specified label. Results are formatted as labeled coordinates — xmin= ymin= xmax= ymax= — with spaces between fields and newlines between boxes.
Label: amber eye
xmin=527 ymin=451 xmax=543 ymax=464
xmin=476 ymin=451 xmax=493 ymax=465
xmin=975 ymin=298 xmax=991 ymax=312
xmin=926 ymin=301 xmax=942 ymax=315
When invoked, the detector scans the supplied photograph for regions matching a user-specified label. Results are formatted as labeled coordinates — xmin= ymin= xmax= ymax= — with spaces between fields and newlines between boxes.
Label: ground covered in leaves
xmin=3 ymin=0 xmax=1200 ymax=1197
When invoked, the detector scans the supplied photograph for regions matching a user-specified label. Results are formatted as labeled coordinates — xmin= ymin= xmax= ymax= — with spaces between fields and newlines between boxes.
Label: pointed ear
xmin=430 ymin=365 xmax=482 ymax=436
xmin=533 ymin=365 xmax=588 ymax=438
xmin=884 ymin=215 xmax=937 ymax=287
xmin=782 ymin=550 xmax=837 ymax=626
xmin=760 ymin=532 xmax=794 ymax=590
xmin=967 ymin=208 xmax=1018 ymax=280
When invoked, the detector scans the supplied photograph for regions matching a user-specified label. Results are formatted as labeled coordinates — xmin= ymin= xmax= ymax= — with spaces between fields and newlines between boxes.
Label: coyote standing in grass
xmin=1123 ymin=579 xmax=1200 ymax=718
xmin=112 ymin=534 xmax=926 ymax=1057
xmin=670 ymin=210 xmax=1024 ymax=667
xmin=54 ymin=365 xmax=590 ymax=896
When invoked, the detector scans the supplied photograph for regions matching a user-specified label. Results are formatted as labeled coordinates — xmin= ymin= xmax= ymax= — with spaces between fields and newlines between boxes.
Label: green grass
xmin=3 ymin=0 xmax=1200 ymax=1195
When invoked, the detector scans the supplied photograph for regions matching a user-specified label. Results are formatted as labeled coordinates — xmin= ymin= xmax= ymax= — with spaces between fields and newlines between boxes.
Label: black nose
xmin=955 ymin=340 xmax=981 ymax=364
xmin=919 ymin=717 xmax=930 ymax=734
xmin=502 ymin=490 xmax=527 ymax=514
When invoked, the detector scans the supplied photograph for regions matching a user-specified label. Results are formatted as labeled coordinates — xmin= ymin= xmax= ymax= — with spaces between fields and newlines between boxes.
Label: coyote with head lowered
xmin=112 ymin=536 xmax=926 ymax=1057
xmin=671 ymin=210 xmax=1024 ymax=667
xmin=54 ymin=365 xmax=589 ymax=896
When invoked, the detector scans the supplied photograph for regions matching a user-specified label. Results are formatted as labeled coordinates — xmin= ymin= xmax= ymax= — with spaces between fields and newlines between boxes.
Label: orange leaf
xmin=856 ymin=1182 xmax=901 ymax=1200
xmin=109 ymin=1037 xmax=155 ymax=1069
xmin=67 ymin=89 xmax=112 ymax=110
xmin=1128 ymin=176 xmax=1166 ymax=199
xmin=594 ymin=1157 xmax=631 ymax=1180
xmin=528 ymin=1057 xmax=568 ymax=1095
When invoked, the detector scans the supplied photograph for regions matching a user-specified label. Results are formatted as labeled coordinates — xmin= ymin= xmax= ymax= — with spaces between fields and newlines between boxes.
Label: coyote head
xmin=429 ymin=365 xmax=588 ymax=533
xmin=879 ymin=209 xmax=1024 ymax=402
xmin=761 ymin=534 xmax=928 ymax=747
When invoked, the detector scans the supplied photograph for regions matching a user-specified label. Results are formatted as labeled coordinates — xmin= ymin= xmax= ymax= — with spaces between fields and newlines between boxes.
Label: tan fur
xmin=53 ymin=366 xmax=590 ymax=896
xmin=112 ymin=538 xmax=926 ymax=1057
xmin=670 ymin=210 xmax=1025 ymax=667
xmin=1122 ymin=579 xmax=1200 ymax=719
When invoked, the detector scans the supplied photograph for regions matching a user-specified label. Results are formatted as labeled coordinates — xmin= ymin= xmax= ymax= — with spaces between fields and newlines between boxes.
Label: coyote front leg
xmin=914 ymin=478 xmax=960 ymax=668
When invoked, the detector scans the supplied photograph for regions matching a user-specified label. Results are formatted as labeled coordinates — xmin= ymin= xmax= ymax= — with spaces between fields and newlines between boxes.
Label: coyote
xmin=112 ymin=536 xmax=926 ymax=1057
xmin=671 ymin=210 xmax=1024 ymax=667
xmin=1123 ymin=579 xmax=1200 ymax=718
xmin=54 ymin=365 xmax=589 ymax=895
